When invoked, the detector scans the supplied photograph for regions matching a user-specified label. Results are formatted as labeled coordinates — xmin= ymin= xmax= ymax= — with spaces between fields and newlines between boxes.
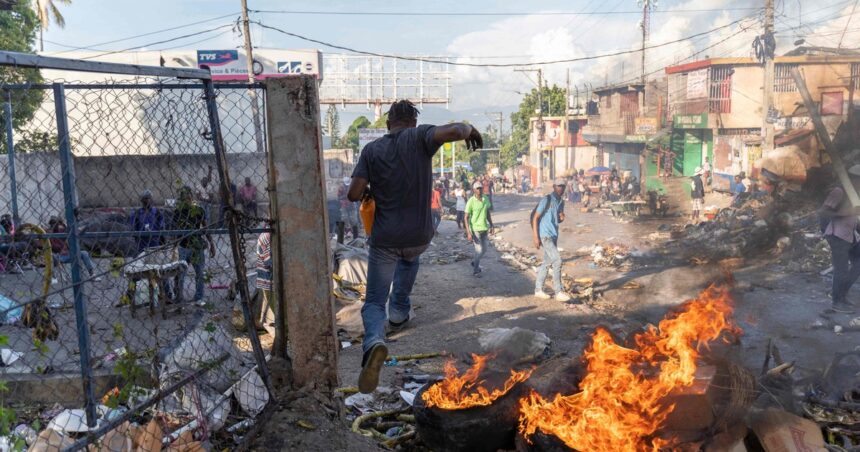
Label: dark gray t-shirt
xmin=352 ymin=124 xmax=439 ymax=248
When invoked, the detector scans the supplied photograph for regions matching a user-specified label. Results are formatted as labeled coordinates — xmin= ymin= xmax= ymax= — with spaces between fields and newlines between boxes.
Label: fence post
xmin=2 ymin=91 xmax=18 ymax=226
xmin=201 ymin=79 xmax=273 ymax=392
xmin=265 ymin=76 xmax=339 ymax=391
xmin=53 ymin=83 xmax=98 ymax=427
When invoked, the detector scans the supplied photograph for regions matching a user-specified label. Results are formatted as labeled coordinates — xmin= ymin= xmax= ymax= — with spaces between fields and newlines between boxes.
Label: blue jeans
xmin=535 ymin=236 xmax=562 ymax=293
xmin=59 ymin=251 xmax=95 ymax=275
xmin=431 ymin=209 xmax=442 ymax=231
xmin=362 ymin=245 xmax=427 ymax=356
xmin=471 ymin=231 xmax=489 ymax=269
xmin=177 ymin=247 xmax=205 ymax=301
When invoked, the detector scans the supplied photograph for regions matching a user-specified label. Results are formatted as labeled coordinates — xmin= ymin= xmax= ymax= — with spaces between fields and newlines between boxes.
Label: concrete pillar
xmin=266 ymin=76 xmax=339 ymax=391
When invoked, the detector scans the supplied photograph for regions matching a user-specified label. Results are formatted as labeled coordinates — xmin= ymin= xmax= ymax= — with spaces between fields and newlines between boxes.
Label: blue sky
xmin=39 ymin=0 xmax=859 ymax=130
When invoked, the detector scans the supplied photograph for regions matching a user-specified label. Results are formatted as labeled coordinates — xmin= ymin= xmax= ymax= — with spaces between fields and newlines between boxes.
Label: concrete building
xmin=664 ymin=51 xmax=860 ymax=190
xmin=580 ymin=78 xmax=666 ymax=181
xmin=527 ymin=115 xmax=589 ymax=186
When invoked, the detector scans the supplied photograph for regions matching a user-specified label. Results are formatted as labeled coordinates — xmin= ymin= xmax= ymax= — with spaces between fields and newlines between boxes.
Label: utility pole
xmin=515 ymin=68 xmax=546 ymax=180
xmin=485 ymin=112 xmax=504 ymax=145
xmin=762 ymin=0 xmax=775 ymax=154
xmin=241 ymin=0 xmax=265 ymax=154
xmin=565 ymin=68 xmax=573 ymax=172
xmin=639 ymin=0 xmax=654 ymax=84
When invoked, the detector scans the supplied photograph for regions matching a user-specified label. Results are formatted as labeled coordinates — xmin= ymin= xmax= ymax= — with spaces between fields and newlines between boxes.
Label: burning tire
xmin=414 ymin=378 xmax=525 ymax=452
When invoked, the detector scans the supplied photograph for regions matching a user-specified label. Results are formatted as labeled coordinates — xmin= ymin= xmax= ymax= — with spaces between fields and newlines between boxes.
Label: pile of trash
xmin=22 ymin=319 xmax=268 ymax=451
xmin=561 ymin=276 xmax=599 ymax=304
xmin=491 ymin=235 xmax=538 ymax=272
xmin=653 ymin=191 xmax=820 ymax=265
xmin=587 ymin=242 xmax=632 ymax=269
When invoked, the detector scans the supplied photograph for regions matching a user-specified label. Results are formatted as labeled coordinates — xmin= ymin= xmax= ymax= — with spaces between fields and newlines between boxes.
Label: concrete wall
xmin=719 ymin=66 xmax=763 ymax=129
xmin=74 ymin=153 xmax=268 ymax=208
xmin=0 ymin=152 xmax=268 ymax=224
xmin=0 ymin=152 xmax=66 ymax=224
xmin=323 ymin=149 xmax=354 ymax=199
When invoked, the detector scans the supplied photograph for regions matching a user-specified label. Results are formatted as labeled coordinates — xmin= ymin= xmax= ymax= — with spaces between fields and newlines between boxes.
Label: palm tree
xmin=33 ymin=0 xmax=72 ymax=51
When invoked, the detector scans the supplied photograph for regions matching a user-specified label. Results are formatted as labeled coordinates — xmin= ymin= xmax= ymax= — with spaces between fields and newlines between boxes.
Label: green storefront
xmin=671 ymin=113 xmax=713 ymax=177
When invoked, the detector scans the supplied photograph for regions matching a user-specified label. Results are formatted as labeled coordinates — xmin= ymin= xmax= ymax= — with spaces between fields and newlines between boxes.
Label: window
xmin=603 ymin=93 xmax=612 ymax=109
xmin=821 ymin=91 xmax=844 ymax=116
xmin=709 ymin=67 xmax=732 ymax=113
xmin=852 ymin=63 xmax=860 ymax=90
xmin=774 ymin=64 xmax=798 ymax=92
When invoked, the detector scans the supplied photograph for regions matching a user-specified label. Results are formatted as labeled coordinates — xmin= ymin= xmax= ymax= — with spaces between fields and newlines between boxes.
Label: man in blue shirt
xmin=347 ymin=100 xmax=483 ymax=394
xmin=532 ymin=178 xmax=571 ymax=302
xmin=130 ymin=189 xmax=166 ymax=254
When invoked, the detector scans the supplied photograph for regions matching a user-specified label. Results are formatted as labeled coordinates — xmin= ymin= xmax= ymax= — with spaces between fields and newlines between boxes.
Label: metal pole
xmin=201 ymin=78 xmax=273 ymax=392
xmin=762 ymin=0 xmax=776 ymax=154
xmin=240 ymin=0 xmax=265 ymax=154
xmin=53 ymin=83 xmax=97 ymax=427
xmin=3 ymin=92 xmax=19 ymax=226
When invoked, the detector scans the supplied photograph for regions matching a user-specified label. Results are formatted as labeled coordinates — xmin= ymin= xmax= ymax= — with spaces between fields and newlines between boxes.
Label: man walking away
xmin=464 ymin=181 xmax=494 ymax=277
xmin=430 ymin=182 xmax=443 ymax=232
xmin=173 ymin=186 xmax=216 ymax=304
xmin=820 ymin=185 xmax=860 ymax=313
xmin=130 ymin=189 xmax=166 ymax=255
xmin=454 ymin=184 xmax=466 ymax=229
xmin=690 ymin=167 xmax=705 ymax=223
xmin=533 ymin=178 xmax=571 ymax=302
xmin=347 ymin=100 xmax=483 ymax=394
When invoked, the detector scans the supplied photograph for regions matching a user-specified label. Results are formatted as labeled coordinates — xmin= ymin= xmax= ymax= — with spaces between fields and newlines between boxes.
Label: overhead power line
xmin=80 ymin=24 xmax=235 ymax=60
xmin=50 ymin=12 xmax=241 ymax=55
xmin=250 ymin=7 xmax=761 ymax=16
xmin=254 ymin=14 xmax=761 ymax=68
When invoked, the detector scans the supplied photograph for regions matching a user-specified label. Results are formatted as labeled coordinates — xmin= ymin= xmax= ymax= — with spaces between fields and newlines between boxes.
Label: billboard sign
xmin=358 ymin=128 xmax=387 ymax=152
xmin=673 ymin=113 xmax=708 ymax=129
xmin=686 ymin=69 xmax=708 ymax=99
xmin=196 ymin=49 xmax=322 ymax=81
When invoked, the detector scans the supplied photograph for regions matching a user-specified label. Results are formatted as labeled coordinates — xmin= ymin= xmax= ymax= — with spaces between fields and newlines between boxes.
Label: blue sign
xmin=277 ymin=61 xmax=304 ymax=74
xmin=197 ymin=50 xmax=238 ymax=67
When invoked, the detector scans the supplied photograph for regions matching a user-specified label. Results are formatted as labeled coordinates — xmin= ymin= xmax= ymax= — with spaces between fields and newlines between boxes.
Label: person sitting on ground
xmin=173 ymin=186 xmax=216 ymax=304
xmin=129 ymin=189 xmax=166 ymax=255
xmin=347 ymin=99 xmax=483 ymax=394
xmin=0 ymin=214 xmax=14 ymax=236
xmin=454 ymin=184 xmax=466 ymax=230
xmin=532 ymin=178 xmax=571 ymax=302
xmin=731 ymin=175 xmax=748 ymax=208
xmin=47 ymin=216 xmax=101 ymax=282
xmin=464 ymin=181 xmax=494 ymax=277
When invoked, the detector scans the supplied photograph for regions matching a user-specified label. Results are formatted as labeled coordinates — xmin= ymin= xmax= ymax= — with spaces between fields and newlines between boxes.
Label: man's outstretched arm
xmin=347 ymin=177 xmax=368 ymax=202
xmin=433 ymin=123 xmax=483 ymax=150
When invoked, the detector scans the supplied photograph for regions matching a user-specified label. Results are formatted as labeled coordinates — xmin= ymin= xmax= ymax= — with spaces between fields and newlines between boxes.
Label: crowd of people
xmin=0 ymin=174 xmax=264 ymax=306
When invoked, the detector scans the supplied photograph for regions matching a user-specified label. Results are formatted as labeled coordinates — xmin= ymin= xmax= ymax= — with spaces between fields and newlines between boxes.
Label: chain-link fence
xmin=0 ymin=54 xmax=274 ymax=451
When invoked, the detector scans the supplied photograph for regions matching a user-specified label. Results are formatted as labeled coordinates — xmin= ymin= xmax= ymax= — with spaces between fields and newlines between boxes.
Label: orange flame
xmin=519 ymin=284 xmax=740 ymax=451
xmin=421 ymin=354 xmax=534 ymax=410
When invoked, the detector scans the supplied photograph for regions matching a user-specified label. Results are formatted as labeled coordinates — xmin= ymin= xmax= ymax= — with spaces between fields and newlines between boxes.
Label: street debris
xmin=478 ymin=327 xmax=550 ymax=364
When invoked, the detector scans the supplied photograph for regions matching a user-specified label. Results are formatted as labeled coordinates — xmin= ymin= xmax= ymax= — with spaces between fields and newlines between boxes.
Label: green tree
xmin=0 ymin=3 xmax=44 ymax=155
xmin=500 ymin=84 xmax=567 ymax=170
xmin=323 ymin=104 xmax=341 ymax=148
xmin=34 ymin=0 xmax=72 ymax=51
xmin=342 ymin=115 xmax=371 ymax=153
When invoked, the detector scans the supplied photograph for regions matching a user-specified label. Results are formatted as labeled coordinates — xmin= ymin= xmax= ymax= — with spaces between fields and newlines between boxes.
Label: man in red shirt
xmin=430 ymin=182 xmax=443 ymax=232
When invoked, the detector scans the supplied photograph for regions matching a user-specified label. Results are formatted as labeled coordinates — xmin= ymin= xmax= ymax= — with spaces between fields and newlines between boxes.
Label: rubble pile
xmin=653 ymin=192 xmax=819 ymax=265
xmin=491 ymin=236 xmax=538 ymax=272
xmin=17 ymin=319 xmax=269 ymax=451
xmin=561 ymin=276 xmax=598 ymax=304
xmin=588 ymin=242 xmax=632 ymax=269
